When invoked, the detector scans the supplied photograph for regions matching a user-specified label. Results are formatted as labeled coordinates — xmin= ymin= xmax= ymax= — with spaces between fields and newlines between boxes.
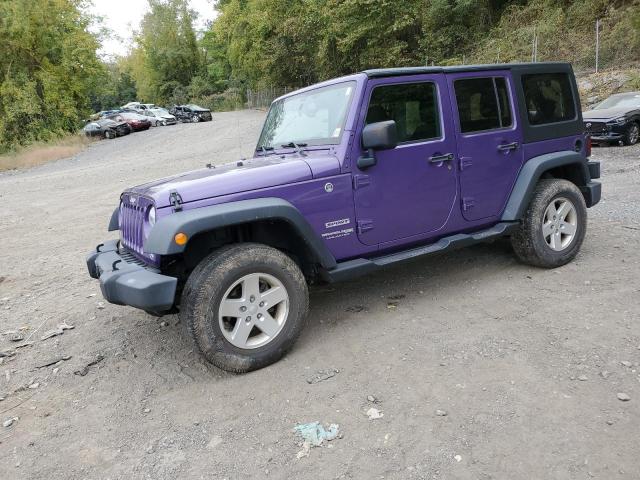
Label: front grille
xmin=119 ymin=194 xmax=158 ymax=266
xmin=200 ymin=112 xmax=212 ymax=121
xmin=585 ymin=121 xmax=607 ymax=134
xmin=119 ymin=247 xmax=150 ymax=267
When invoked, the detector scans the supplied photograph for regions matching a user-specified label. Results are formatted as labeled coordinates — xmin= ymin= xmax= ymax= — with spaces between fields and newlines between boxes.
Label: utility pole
xmin=595 ymin=18 xmax=600 ymax=73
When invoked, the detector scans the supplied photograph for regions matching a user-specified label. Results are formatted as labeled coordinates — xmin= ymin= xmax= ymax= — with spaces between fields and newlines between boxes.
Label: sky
xmin=89 ymin=0 xmax=218 ymax=58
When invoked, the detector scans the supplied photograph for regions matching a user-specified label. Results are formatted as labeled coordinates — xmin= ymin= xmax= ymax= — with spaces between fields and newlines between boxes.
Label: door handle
xmin=497 ymin=141 xmax=519 ymax=152
xmin=428 ymin=153 xmax=454 ymax=163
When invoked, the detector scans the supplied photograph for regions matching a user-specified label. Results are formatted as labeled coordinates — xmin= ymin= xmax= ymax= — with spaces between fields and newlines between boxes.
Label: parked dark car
xmin=583 ymin=91 xmax=640 ymax=146
xmin=88 ymin=62 xmax=600 ymax=373
xmin=170 ymin=104 xmax=212 ymax=123
xmin=83 ymin=118 xmax=131 ymax=139
xmin=106 ymin=112 xmax=152 ymax=132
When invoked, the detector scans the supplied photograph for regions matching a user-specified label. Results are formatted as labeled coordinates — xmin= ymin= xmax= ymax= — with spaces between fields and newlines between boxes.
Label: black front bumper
xmin=591 ymin=132 xmax=623 ymax=142
xmin=586 ymin=123 xmax=625 ymax=143
xmin=86 ymin=240 xmax=177 ymax=312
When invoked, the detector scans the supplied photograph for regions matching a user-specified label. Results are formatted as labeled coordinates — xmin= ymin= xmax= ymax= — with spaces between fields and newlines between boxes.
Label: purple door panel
xmin=446 ymin=71 xmax=524 ymax=222
xmin=349 ymin=74 xmax=459 ymax=246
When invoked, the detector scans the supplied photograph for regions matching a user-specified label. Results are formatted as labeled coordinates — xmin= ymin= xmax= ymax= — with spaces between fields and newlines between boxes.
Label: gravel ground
xmin=0 ymin=110 xmax=639 ymax=480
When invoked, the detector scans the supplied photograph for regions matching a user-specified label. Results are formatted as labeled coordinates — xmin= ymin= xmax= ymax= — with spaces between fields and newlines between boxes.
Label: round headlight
xmin=147 ymin=206 xmax=156 ymax=226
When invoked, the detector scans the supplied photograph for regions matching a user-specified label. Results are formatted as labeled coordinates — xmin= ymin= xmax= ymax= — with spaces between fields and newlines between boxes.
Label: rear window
xmin=522 ymin=73 xmax=576 ymax=125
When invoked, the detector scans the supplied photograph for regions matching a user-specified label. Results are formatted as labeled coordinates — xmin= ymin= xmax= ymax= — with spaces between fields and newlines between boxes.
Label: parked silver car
xmin=143 ymin=108 xmax=177 ymax=126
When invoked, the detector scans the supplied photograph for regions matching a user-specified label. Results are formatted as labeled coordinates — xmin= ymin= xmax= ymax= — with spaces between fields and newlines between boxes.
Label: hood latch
xmin=169 ymin=190 xmax=183 ymax=212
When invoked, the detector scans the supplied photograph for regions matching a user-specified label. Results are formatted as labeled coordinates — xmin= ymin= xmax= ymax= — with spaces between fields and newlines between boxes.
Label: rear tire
xmin=181 ymin=243 xmax=309 ymax=373
xmin=511 ymin=179 xmax=587 ymax=268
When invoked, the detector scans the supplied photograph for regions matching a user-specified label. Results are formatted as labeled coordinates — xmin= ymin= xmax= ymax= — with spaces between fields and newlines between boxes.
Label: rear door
xmin=447 ymin=72 xmax=524 ymax=221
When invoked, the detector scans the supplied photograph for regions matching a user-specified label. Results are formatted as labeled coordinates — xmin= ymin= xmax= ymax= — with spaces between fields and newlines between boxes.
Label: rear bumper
xmin=86 ymin=240 xmax=177 ymax=312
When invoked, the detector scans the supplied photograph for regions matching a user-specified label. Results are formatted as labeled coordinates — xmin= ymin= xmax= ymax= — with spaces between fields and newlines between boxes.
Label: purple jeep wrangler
xmin=87 ymin=63 xmax=601 ymax=372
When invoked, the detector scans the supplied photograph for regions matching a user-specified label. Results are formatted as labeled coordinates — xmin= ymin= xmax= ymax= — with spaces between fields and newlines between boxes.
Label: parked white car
xmin=122 ymin=102 xmax=156 ymax=111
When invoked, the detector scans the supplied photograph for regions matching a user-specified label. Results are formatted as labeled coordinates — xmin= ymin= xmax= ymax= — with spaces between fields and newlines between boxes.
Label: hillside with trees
xmin=1 ymin=0 xmax=639 ymax=152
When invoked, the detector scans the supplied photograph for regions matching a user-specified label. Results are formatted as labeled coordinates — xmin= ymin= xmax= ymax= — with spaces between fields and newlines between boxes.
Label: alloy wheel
xmin=542 ymin=197 xmax=578 ymax=251
xmin=629 ymin=124 xmax=639 ymax=145
xmin=218 ymin=273 xmax=289 ymax=349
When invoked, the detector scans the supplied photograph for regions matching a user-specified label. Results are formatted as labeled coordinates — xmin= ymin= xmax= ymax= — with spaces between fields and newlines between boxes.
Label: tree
xmin=129 ymin=0 xmax=201 ymax=103
xmin=0 ymin=0 xmax=104 ymax=150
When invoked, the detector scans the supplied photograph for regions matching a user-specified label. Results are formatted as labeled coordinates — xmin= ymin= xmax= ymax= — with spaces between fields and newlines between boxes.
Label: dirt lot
xmin=1 ymin=110 xmax=639 ymax=479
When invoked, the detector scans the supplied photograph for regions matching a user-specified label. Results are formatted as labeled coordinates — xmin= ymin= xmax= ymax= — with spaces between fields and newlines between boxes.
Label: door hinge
xmin=169 ymin=190 xmax=183 ymax=212
xmin=357 ymin=220 xmax=374 ymax=234
xmin=462 ymin=197 xmax=475 ymax=211
xmin=352 ymin=174 xmax=370 ymax=190
xmin=459 ymin=156 xmax=473 ymax=171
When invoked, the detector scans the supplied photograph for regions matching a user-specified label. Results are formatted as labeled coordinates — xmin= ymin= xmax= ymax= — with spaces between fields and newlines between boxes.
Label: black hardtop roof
xmin=363 ymin=62 xmax=572 ymax=78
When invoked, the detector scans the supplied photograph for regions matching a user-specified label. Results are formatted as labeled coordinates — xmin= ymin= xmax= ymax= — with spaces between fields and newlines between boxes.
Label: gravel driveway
xmin=1 ymin=110 xmax=639 ymax=479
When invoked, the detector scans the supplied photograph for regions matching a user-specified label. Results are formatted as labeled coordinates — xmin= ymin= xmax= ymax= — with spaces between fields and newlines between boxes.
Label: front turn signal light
xmin=175 ymin=232 xmax=188 ymax=245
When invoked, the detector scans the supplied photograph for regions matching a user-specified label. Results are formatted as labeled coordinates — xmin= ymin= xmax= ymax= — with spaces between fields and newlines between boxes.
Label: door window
xmin=454 ymin=77 xmax=513 ymax=133
xmin=366 ymin=82 xmax=441 ymax=143
xmin=522 ymin=73 xmax=576 ymax=125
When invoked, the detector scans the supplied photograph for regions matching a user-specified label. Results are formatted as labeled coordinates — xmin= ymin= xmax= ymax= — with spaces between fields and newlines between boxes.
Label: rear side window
xmin=522 ymin=73 xmax=576 ymax=125
xmin=366 ymin=82 xmax=441 ymax=143
xmin=454 ymin=77 xmax=513 ymax=133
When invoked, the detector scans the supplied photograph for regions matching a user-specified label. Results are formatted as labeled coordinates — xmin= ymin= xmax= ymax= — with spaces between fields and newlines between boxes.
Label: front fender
xmin=501 ymin=151 xmax=592 ymax=221
xmin=143 ymin=198 xmax=337 ymax=269
xmin=108 ymin=206 xmax=119 ymax=231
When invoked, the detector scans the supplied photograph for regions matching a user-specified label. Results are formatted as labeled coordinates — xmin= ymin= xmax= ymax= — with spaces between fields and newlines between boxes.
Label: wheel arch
xmin=502 ymin=151 xmax=592 ymax=221
xmin=144 ymin=198 xmax=337 ymax=272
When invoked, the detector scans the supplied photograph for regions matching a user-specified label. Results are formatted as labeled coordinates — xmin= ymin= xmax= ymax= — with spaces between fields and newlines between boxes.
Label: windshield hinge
xmin=169 ymin=190 xmax=183 ymax=212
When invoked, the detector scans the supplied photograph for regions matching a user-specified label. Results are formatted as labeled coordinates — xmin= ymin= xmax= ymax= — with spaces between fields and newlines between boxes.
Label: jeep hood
xmin=583 ymin=107 xmax=629 ymax=121
xmin=126 ymin=153 xmax=338 ymax=208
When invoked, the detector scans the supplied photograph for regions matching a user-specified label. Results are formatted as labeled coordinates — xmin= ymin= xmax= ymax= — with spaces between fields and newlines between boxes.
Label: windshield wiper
xmin=280 ymin=142 xmax=308 ymax=156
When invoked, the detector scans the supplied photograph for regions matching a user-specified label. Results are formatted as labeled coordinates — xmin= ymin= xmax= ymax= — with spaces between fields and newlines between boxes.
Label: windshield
xmin=152 ymin=108 xmax=170 ymax=115
xmin=595 ymin=93 xmax=640 ymax=110
xmin=257 ymin=81 xmax=356 ymax=149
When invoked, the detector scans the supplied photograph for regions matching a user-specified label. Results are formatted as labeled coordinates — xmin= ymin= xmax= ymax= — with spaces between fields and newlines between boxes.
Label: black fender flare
xmin=108 ymin=206 xmax=119 ymax=231
xmin=501 ymin=151 xmax=591 ymax=221
xmin=143 ymin=198 xmax=337 ymax=269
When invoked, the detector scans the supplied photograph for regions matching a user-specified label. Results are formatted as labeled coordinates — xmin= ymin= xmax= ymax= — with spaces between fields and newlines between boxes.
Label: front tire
xmin=191 ymin=114 xmax=199 ymax=123
xmin=181 ymin=243 xmax=309 ymax=373
xmin=511 ymin=179 xmax=587 ymax=268
xmin=623 ymin=122 xmax=639 ymax=146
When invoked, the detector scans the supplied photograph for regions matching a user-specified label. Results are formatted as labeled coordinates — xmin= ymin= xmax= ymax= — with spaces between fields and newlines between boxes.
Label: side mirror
xmin=358 ymin=120 xmax=397 ymax=169
xmin=362 ymin=120 xmax=398 ymax=150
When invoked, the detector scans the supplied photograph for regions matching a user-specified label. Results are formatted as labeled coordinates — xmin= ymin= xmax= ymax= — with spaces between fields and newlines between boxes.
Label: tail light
xmin=586 ymin=136 xmax=592 ymax=157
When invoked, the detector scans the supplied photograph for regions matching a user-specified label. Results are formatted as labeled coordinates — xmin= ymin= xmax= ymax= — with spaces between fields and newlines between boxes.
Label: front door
xmin=447 ymin=72 xmax=524 ymax=221
xmin=353 ymin=76 xmax=458 ymax=246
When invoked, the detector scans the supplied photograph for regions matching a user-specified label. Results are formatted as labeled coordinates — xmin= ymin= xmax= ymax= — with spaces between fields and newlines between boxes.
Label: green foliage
xmin=469 ymin=0 xmax=640 ymax=69
xmin=204 ymin=0 xmax=640 ymax=91
xmin=128 ymin=0 xmax=201 ymax=104
xmin=0 ymin=0 xmax=104 ymax=151
xmin=89 ymin=61 xmax=138 ymax=112
xmin=206 ymin=0 xmax=513 ymax=88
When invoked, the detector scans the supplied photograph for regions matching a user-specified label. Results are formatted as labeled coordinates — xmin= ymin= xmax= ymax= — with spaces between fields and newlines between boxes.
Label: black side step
xmin=324 ymin=222 xmax=518 ymax=283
